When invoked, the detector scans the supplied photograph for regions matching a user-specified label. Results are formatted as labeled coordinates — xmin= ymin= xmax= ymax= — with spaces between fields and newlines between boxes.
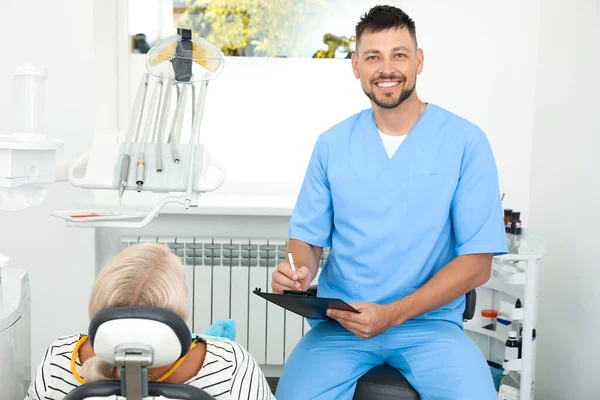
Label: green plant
xmin=175 ymin=0 xmax=329 ymax=58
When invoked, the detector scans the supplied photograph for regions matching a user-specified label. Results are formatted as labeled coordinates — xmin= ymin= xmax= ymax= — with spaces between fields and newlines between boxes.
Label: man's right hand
xmin=271 ymin=261 xmax=313 ymax=294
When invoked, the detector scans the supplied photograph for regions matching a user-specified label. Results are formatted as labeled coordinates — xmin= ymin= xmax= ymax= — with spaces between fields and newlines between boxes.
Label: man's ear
xmin=416 ymin=48 xmax=424 ymax=75
xmin=351 ymin=52 xmax=360 ymax=79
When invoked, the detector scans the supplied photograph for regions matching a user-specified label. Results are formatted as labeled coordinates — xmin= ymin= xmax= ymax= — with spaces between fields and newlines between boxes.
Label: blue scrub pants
xmin=275 ymin=319 xmax=497 ymax=400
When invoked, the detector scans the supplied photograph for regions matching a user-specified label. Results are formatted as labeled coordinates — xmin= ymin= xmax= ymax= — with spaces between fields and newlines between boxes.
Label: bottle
xmin=504 ymin=331 xmax=519 ymax=361
xmin=481 ymin=309 xmax=498 ymax=331
xmin=510 ymin=211 xmax=522 ymax=235
xmin=512 ymin=299 xmax=522 ymax=332
xmin=504 ymin=209 xmax=513 ymax=232
xmin=515 ymin=298 xmax=522 ymax=308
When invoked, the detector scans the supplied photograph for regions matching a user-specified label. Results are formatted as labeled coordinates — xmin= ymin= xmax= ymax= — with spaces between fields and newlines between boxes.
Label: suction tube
xmin=185 ymin=80 xmax=208 ymax=208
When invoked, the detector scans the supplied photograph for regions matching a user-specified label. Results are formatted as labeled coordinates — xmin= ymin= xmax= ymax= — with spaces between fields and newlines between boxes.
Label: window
xmin=130 ymin=0 xmax=370 ymax=58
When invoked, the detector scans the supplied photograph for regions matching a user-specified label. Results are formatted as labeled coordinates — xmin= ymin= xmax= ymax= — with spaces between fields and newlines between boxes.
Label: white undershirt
xmin=378 ymin=130 xmax=407 ymax=158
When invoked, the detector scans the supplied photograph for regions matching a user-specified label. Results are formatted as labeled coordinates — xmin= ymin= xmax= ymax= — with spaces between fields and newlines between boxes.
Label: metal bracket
xmin=115 ymin=350 xmax=153 ymax=400
xmin=171 ymin=28 xmax=193 ymax=82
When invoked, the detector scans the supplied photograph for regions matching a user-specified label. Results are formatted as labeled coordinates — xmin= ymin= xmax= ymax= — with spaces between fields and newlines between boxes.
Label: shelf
xmin=74 ymin=196 xmax=297 ymax=217
xmin=464 ymin=321 xmax=506 ymax=342
xmin=496 ymin=232 xmax=545 ymax=260
xmin=507 ymin=272 xmax=526 ymax=285
xmin=75 ymin=184 xmax=299 ymax=217
xmin=482 ymin=276 xmax=524 ymax=299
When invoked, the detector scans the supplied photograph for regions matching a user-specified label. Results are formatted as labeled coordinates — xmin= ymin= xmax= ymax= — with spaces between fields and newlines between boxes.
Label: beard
xmin=363 ymin=73 xmax=416 ymax=109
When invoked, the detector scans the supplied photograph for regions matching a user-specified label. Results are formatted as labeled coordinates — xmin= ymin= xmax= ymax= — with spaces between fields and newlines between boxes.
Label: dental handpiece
xmin=136 ymin=77 xmax=161 ymax=192
xmin=156 ymin=79 xmax=172 ymax=172
xmin=119 ymin=73 xmax=149 ymax=199
xmin=118 ymin=154 xmax=130 ymax=199
xmin=185 ymin=81 xmax=208 ymax=209
xmin=168 ymin=83 xmax=188 ymax=163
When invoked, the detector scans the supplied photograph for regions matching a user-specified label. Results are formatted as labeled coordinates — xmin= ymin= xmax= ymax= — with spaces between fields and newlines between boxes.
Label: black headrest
xmin=63 ymin=381 xmax=216 ymax=400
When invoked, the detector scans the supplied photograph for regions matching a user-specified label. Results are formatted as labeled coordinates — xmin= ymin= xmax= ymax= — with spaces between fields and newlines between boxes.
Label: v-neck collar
xmin=361 ymin=103 xmax=434 ymax=181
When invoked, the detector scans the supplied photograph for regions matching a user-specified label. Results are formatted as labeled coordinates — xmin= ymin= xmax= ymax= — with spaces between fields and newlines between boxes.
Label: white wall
xmin=122 ymin=0 xmax=540 ymax=222
xmin=0 ymin=0 xmax=96 ymax=368
xmin=396 ymin=0 xmax=541 ymax=221
xmin=530 ymin=0 xmax=600 ymax=398
xmin=0 ymin=0 xmax=557 ymax=389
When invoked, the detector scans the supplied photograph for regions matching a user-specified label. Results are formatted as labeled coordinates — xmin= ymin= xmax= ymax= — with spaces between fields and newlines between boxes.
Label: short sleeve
xmin=25 ymin=346 xmax=51 ymax=400
xmin=288 ymin=136 xmax=333 ymax=247
xmin=451 ymin=130 xmax=508 ymax=256
xmin=229 ymin=341 xmax=276 ymax=400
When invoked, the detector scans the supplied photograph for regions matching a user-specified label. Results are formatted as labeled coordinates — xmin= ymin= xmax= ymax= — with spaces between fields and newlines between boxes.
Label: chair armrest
xmin=148 ymin=382 xmax=216 ymax=399
xmin=63 ymin=382 xmax=121 ymax=400
xmin=63 ymin=381 xmax=216 ymax=400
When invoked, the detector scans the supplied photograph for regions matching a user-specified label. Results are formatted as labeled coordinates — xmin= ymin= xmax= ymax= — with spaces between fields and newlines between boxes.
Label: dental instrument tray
xmin=68 ymin=140 xmax=225 ymax=193
xmin=253 ymin=288 xmax=359 ymax=320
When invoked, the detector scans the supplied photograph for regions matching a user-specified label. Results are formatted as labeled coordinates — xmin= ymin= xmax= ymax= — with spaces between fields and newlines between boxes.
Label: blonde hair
xmin=81 ymin=243 xmax=188 ymax=382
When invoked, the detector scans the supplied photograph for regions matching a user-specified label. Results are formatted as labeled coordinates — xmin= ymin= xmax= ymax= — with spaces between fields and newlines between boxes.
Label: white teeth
xmin=376 ymin=81 xmax=400 ymax=88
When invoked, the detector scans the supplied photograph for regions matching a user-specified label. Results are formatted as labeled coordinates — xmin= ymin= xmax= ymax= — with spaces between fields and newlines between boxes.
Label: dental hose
xmin=186 ymin=80 xmax=208 ymax=209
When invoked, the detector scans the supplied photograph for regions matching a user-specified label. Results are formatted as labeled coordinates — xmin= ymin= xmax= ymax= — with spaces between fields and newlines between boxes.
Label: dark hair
xmin=355 ymin=5 xmax=417 ymax=48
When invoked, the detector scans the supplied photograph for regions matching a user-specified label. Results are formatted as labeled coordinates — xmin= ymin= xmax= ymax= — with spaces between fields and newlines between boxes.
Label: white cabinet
xmin=465 ymin=231 xmax=545 ymax=400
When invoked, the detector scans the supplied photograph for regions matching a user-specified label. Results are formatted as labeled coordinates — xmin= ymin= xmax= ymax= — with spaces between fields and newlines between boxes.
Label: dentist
xmin=272 ymin=5 xmax=507 ymax=400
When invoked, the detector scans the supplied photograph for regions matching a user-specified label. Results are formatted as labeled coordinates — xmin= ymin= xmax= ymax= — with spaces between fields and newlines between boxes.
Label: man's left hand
xmin=327 ymin=302 xmax=393 ymax=340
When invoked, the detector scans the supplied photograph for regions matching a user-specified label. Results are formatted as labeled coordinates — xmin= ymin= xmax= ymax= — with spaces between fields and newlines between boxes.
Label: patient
xmin=25 ymin=243 xmax=275 ymax=400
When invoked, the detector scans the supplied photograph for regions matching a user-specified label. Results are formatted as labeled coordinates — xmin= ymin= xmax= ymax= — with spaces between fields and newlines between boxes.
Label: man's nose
xmin=378 ymin=58 xmax=397 ymax=76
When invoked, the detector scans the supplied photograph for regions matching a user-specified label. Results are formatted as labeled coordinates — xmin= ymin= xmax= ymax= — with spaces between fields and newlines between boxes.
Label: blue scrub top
xmin=288 ymin=104 xmax=508 ymax=326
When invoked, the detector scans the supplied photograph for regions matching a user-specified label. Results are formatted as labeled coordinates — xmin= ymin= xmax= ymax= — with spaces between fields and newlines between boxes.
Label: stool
xmin=353 ymin=364 xmax=419 ymax=399
xmin=306 ymin=286 xmax=477 ymax=400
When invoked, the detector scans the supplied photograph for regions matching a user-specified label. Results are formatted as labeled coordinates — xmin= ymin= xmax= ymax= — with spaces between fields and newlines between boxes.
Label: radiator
xmin=120 ymin=236 xmax=328 ymax=366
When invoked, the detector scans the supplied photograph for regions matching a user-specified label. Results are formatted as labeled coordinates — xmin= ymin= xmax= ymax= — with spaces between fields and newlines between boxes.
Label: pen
xmin=287 ymin=252 xmax=297 ymax=273
xmin=288 ymin=252 xmax=299 ymax=287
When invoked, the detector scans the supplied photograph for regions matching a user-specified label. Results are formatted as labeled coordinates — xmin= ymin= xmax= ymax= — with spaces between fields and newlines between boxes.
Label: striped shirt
xmin=25 ymin=334 xmax=275 ymax=400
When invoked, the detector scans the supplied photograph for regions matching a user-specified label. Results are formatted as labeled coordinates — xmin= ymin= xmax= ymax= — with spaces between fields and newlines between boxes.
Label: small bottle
xmin=481 ymin=309 xmax=498 ymax=331
xmin=504 ymin=331 xmax=519 ymax=361
xmin=504 ymin=209 xmax=513 ymax=232
xmin=512 ymin=299 xmax=522 ymax=332
xmin=515 ymin=299 xmax=522 ymax=308
xmin=510 ymin=211 xmax=522 ymax=235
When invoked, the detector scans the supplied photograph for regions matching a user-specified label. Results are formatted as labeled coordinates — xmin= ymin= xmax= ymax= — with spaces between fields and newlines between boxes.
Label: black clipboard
xmin=253 ymin=288 xmax=359 ymax=319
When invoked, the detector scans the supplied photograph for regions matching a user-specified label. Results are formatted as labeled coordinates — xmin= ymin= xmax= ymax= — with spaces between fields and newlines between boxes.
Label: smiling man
xmin=272 ymin=5 xmax=508 ymax=400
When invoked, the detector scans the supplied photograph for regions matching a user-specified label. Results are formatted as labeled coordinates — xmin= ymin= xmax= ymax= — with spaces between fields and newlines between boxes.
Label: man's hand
xmin=326 ymin=302 xmax=393 ymax=340
xmin=271 ymin=261 xmax=313 ymax=293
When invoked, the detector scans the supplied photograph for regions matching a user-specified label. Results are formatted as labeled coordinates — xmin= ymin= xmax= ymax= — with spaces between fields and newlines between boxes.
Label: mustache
xmin=371 ymin=74 xmax=406 ymax=84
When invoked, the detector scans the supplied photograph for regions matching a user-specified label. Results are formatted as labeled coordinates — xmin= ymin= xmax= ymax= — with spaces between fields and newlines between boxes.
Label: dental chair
xmin=63 ymin=306 xmax=215 ymax=400
xmin=303 ymin=286 xmax=477 ymax=400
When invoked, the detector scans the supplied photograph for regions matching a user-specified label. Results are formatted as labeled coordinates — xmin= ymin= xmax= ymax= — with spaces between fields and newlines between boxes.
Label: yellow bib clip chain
xmin=71 ymin=335 xmax=196 ymax=384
